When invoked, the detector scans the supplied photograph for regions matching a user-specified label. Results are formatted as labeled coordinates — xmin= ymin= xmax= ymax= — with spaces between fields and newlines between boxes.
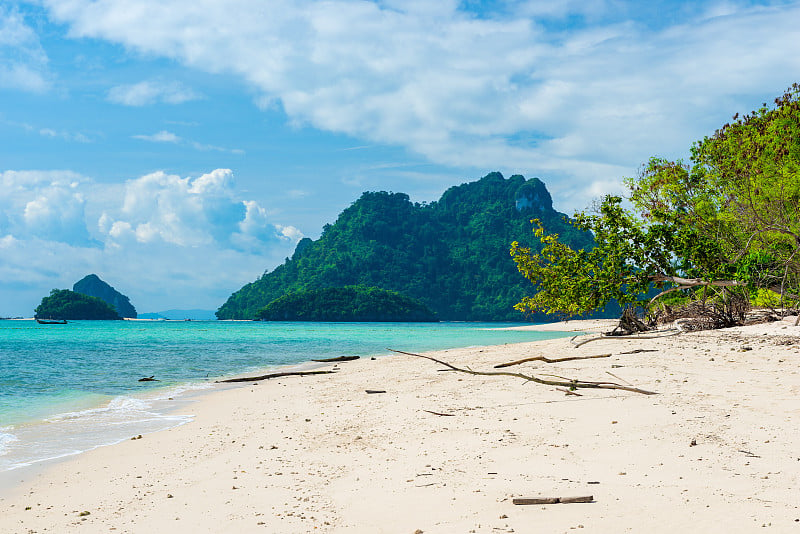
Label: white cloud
xmin=0 ymin=6 xmax=50 ymax=92
xmin=99 ymin=168 xmax=302 ymax=253
xmin=107 ymin=79 xmax=201 ymax=106
xmin=132 ymin=130 xmax=244 ymax=154
xmin=40 ymin=1 xmax=800 ymax=211
xmin=0 ymin=170 xmax=93 ymax=245
xmin=133 ymin=130 xmax=182 ymax=143
xmin=39 ymin=127 xmax=92 ymax=143
xmin=0 ymin=167 xmax=303 ymax=316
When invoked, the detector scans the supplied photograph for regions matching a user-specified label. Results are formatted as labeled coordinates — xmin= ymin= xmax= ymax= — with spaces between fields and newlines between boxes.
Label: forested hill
xmin=217 ymin=172 xmax=593 ymax=321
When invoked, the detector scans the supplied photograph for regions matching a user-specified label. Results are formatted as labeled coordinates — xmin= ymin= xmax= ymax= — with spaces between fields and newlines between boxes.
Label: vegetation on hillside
xmin=512 ymin=84 xmax=800 ymax=330
xmin=256 ymin=286 xmax=438 ymax=322
xmin=218 ymin=172 xmax=594 ymax=321
xmin=35 ymin=289 xmax=123 ymax=320
xmin=73 ymin=274 xmax=137 ymax=318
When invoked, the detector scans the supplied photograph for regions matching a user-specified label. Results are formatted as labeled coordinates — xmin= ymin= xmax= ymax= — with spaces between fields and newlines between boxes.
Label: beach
xmin=2 ymin=318 xmax=799 ymax=533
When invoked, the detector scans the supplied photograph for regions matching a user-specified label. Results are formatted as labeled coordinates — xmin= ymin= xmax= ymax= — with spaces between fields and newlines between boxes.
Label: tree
xmin=511 ymin=84 xmax=800 ymax=329
xmin=35 ymin=289 xmax=122 ymax=320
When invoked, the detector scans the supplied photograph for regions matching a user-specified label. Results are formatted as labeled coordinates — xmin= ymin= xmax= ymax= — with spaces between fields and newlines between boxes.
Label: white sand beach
xmin=2 ymin=318 xmax=800 ymax=533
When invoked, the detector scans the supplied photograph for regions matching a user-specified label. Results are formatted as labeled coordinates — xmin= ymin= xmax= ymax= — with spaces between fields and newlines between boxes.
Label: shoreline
xmin=2 ymin=318 xmax=799 ymax=532
xmin=0 ymin=322 xmax=566 ymax=478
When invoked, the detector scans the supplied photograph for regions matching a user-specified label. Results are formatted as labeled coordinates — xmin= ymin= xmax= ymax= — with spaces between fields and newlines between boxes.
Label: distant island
xmin=217 ymin=172 xmax=595 ymax=321
xmin=256 ymin=286 xmax=438 ymax=322
xmin=73 ymin=274 xmax=137 ymax=318
xmin=35 ymin=289 xmax=122 ymax=320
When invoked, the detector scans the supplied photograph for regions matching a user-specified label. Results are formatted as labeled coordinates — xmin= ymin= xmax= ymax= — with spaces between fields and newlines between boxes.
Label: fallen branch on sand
xmin=494 ymin=353 xmax=611 ymax=368
xmin=422 ymin=410 xmax=455 ymax=416
xmin=571 ymin=328 xmax=681 ymax=348
xmin=311 ymin=355 xmax=360 ymax=363
xmin=513 ymin=496 xmax=593 ymax=505
xmin=387 ymin=349 xmax=657 ymax=395
xmin=217 ymin=370 xmax=335 ymax=383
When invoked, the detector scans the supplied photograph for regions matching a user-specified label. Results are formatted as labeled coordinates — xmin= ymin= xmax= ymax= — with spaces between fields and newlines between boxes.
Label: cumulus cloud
xmin=0 ymin=168 xmax=303 ymax=315
xmin=100 ymin=168 xmax=299 ymax=250
xmin=0 ymin=170 xmax=94 ymax=245
xmin=107 ymin=79 xmax=201 ymax=106
xmin=39 ymin=0 xmax=800 ymax=211
xmin=0 ymin=6 xmax=50 ymax=92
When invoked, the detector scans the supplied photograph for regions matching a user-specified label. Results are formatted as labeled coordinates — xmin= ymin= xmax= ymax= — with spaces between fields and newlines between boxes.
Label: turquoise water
xmin=0 ymin=320 xmax=571 ymax=471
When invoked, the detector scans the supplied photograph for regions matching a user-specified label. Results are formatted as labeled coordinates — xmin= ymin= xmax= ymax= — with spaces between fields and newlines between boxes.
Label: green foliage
xmin=256 ymin=285 xmax=438 ymax=322
xmin=73 ymin=274 xmax=137 ymax=318
xmin=217 ymin=172 xmax=594 ymax=321
xmin=511 ymin=196 xmax=662 ymax=317
xmin=35 ymin=289 xmax=122 ymax=320
xmin=690 ymin=83 xmax=800 ymax=293
xmin=512 ymin=84 xmax=800 ymax=320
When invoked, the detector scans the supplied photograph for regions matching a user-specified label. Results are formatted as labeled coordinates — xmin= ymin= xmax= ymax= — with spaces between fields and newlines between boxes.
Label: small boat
xmin=35 ymin=318 xmax=68 ymax=324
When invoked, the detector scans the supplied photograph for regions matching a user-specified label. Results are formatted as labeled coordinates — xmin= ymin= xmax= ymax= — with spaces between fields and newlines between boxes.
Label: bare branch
xmin=387 ymin=349 xmax=657 ymax=395
xmin=493 ymin=353 xmax=611 ymax=368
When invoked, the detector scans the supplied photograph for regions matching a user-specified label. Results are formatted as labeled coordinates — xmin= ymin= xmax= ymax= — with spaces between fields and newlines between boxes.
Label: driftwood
xmin=138 ymin=375 xmax=159 ymax=382
xmin=217 ymin=370 xmax=335 ymax=383
xmin=571 ymin=328 xmax=681 ymax=348
xmin=422 ymin=410 xmax=455 ymax=416
xmin=619 ymin=349 xmax=658 ymax=354
xmin=494 ymin=353 xmax=611 ymax=368
xmin=311 ymin=355 xmax=360 ymax=363
xmin=387 ymin=349 xmax=657 ymax=395
xmin=605 ymin=371 xmax=632 ymax=385
xmin=365 ymin=389 xmax=386 ymax=394
xmin=513 ymin=496 xmax=593 ymax=505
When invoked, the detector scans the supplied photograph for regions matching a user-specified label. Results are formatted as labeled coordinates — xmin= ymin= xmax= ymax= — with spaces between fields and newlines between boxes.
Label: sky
xmin=1 ymin=0 xmax=799 ymax=317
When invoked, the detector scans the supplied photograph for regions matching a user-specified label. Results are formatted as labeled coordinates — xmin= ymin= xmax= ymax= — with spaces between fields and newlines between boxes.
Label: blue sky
xmin=1 ymin=0 xmax=799 ymax=316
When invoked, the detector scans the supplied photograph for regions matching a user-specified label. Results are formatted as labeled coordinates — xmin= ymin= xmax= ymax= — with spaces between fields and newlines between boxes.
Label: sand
xmin=2 ymin=318 xmax=800 ymax=533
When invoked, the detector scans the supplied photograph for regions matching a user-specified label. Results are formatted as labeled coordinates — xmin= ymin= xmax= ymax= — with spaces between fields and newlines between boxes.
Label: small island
xmin=73 ymin=274 xmax=137 ymax=318
xmin=35 ymin=289 xmax=122 ymax=320
xmin=256 ymin=286 xmax=438 ymax=322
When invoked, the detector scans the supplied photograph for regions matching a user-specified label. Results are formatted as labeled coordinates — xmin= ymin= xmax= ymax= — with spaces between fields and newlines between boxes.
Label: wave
xmin=0 ymin=427 xmax=20 ymax=456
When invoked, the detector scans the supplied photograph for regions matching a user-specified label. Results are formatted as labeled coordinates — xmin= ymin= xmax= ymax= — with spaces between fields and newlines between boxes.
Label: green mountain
xmin=73 ymin=274 xmax=137 ymax=318
xmin=217 ymin=172 xmax=593 ymax=321
xmin=35 ymin=289 xmax=122 ymax=320
xmin=257 ymin=286 xmax=438 ymax=322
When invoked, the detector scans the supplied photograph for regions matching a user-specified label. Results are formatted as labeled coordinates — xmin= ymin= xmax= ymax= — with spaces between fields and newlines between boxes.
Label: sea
xmin=0 ymin=319 xmax=572 ymax=473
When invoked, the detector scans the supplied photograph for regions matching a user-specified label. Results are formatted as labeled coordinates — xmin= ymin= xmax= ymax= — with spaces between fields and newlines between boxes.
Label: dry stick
xmin=217 ymin=370 xmax=335 ymax=383
xmin=386 ymin=349 xmax=658 ymax=395
xmin=571 ymin=329 xmax=681 ymax=348
xmin=494 ymin=353 xmax=611 ymax=368
xmin=605 ymin=370 xmax=633 ymax=386
xmin=422 ymin=410 xmax=455 ymax=416
xmin=540 ymin=373 xmax=636 ymax=387
xmin=619 ymin=349 xmax=658 ymax=354
xmin=555 ymin=387 xmax=583 ymax=396
xmin=311 ymin=355 xmax=360 ymax=363
xmin=513 ymin=496 xmax=593 ymax=505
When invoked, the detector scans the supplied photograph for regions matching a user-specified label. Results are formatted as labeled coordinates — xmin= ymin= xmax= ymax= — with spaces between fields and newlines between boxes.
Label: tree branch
xmin=387 ymin=349 xmax=657 ymax=395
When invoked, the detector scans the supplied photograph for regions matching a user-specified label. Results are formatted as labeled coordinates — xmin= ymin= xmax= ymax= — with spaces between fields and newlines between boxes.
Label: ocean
xmin=0 ymin=320 xmax=571 ymax=472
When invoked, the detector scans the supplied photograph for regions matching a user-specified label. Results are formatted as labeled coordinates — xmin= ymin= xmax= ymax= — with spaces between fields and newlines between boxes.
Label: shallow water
xmin=0 ymin=320 xmax=570 ymax=471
